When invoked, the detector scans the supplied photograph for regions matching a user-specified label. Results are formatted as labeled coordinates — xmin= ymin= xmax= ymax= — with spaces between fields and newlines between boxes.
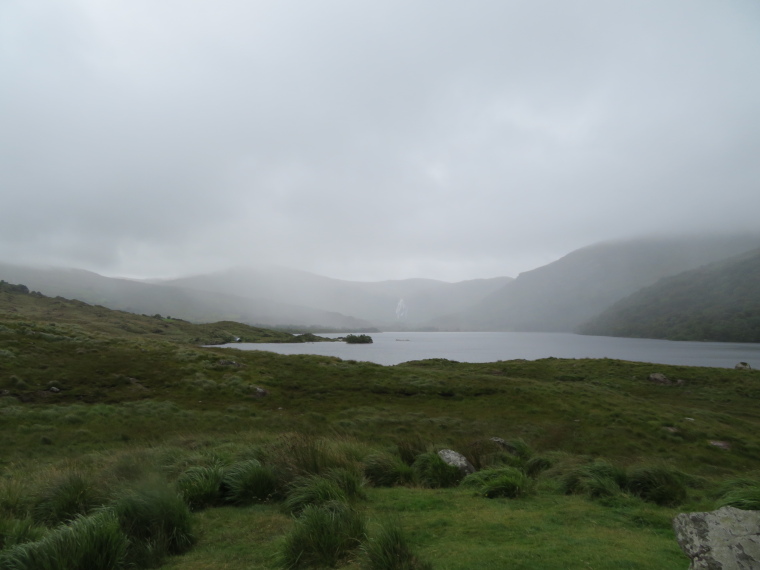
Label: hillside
xmin=3 ymin=276 xmax=760 ymax=568
xmin=159 ymin=266 xmax=512 ymax=327
xmin=444 ymin=233 xmax=760 ymax=332
xmin=0 ymin=281 xmax=332 ymax=345
xmin=579 ymin=247 xmax=760 ymax=342
xmin=0 ymin=263 xmax=371 ymax=330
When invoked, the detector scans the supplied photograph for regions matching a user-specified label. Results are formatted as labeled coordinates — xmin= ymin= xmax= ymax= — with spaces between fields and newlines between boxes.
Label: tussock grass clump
xmin=363 ymin=453 xmax=414 ymax=487
xmin=716 ymin=478 xmax=760 ymax=510
xmin=112 ymin=482 xmax=194 ymax=567
xmin=267 ymin=433 xmax=358 ymax=477
xmin=411 ymin=452 xmax=464 ymax=489
xmin=176 ymin=463 xmax=226 ymax=510
xmin=32 ymin=471 xmax=104 ymax=526
xmin=281 ymin=501 xmax=366 ymax=569
xmin=0 ymin=510 xmax=128 ymax=570
xmin=284 ymin=475 xmax=350 ymax=515
xmin=394 ymin=437 xmax=427 ymax=466
xmin=461 ymin=467 xmax=532 ymax=499
xmin=362 ymin=518 xmax=432 ymax=570
xmin=625 ymin=465 xmax=688 ymax=507
xmin=222 ymin=460 xmax=281 ymax=505
xmin=560 ymin=461 xmax=627 ymax=499
xmin=0 ymin=518 xmax=47 ymax=551
xmin=0 ymin=478 xmax=32 ymax=519
xmin=525 ymin=455 xmax=553 ymax=478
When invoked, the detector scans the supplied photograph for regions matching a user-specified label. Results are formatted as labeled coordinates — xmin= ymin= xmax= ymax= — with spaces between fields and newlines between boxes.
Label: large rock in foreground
xmin=673 ymin=506 xmax=760 ymax=569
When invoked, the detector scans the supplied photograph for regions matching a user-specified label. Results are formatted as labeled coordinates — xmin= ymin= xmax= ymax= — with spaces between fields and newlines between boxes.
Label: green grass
xmin=3 ymin=285 xmax=760 ymax=567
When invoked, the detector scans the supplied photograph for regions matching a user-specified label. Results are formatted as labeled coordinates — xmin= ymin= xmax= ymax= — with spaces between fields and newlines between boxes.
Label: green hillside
xmin=579 ymin=248 xmax=760 ymax=342
xmin=2 ymin=282 xmax=760 ymax=568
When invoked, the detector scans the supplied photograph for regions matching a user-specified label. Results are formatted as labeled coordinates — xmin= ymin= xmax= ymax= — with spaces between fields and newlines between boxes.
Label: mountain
xmin=0 ymin=263 xmax=371 ymax=330
xmin=157 ymin=266 xmax=512 ymax=328
xmin=579 ymin=247 xmax=760 ymax=342
xmin=442 ymin=233 xmax=760 ymax=332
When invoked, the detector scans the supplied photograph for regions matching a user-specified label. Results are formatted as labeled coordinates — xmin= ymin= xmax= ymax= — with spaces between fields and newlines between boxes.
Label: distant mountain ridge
xmin=579 ymin=247 xmax=760 ymax=342
xmin=435 ymin=233 xmax=760 ymax=332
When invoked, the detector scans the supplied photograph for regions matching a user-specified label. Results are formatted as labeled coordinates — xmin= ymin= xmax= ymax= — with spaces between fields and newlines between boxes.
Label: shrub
xmin=32 ymin=472 xmax=104 ymax=526
xmin=411 ymin=452 xmax=463 ymax=488
xmin=281 ymin=501 xmax=365 ymax=569
xmin=625 ymin=465 xmax=688 ymax=506
xmin=284 ymin=475 xmax=349 ymax=515
xmin=112 ymin=482 xmax=194 ymax=567
xmin=222 ymin=460 xmax=281 ymax=505
xmin=362 ymin=518 xmax=432 ymax=570
xmin=363 ymin=453 xmax=414 ymax=487
xmin=461 ymin=467 xmax=532 ymax=499
xmin=716 ymin=479 xmax=760 ymax=510
xmin=176 ymin=464 xmax=226 ymax=510
xmin=0 ymin=510 xmax=128 ymax=570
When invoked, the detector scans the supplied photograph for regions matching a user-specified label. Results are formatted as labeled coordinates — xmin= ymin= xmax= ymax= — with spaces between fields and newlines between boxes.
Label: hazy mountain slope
xmin=579 ymin=247 xmax=760 ymax=342
xmin=161 ymin=266 xmax=512 ymax=326
xmin=452 ymin=233 xmax=760 ymax=332
xmin=0 ymin=263 xmax=370 ymax=329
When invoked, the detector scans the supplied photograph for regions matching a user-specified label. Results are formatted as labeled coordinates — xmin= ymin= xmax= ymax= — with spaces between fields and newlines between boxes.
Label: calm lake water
xmin=221 ymin=332 xmax=760 ymax=369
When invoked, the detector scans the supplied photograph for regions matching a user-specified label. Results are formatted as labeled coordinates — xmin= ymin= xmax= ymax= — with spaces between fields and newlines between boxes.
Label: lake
xmin=220 ymin=331 xmax=760 ymax=369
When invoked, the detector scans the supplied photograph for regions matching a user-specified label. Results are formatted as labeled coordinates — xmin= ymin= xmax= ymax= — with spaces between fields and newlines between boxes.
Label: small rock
xmin=736 ymin=362 xmax=752 ymax=370
xmin=48 ymin=386 xmax=60 ymax=393
xmin=648 ymin=373 xmax=671 ymax=385
xmin=709 ymin=440 xmax=732 ymax=450
xmin=673 ymin=506 xmax=760 ymax=569
xmin=437 ymin=449 xmax=475 ymax=475
xmin=253 ymin=387 xmax=269 ymax=397
xmin=664 ymin=426 xmax=679 ymax=433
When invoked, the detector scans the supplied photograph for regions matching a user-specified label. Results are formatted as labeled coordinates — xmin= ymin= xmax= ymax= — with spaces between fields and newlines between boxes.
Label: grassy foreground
xmin=2 ymin=285 xmax=760 ymax=568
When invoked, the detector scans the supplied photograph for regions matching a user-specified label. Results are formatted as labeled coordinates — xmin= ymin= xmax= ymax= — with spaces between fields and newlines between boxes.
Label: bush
xmin=112 ymin=482 xmax=194 ymax=567
xmin=281 ymin=501 xmax=365 ymax=569
xmin=0 ymin=510 xmax=128 ymax=570
xmin=222 ymin=460 xmax=280 ymax=505
xmin=345 ymin=334 xmax=373 ymax=344
xmin=716 ymin=479 xmax=760 ymax=510
xmin=362 ymin=518 xmax=432 ymax=570
xmin=176 ymin=464 xmax=226 ymax=510
xmin=625 ymin=465 xmax=687 ymax=506
xmin=32 ymin=472 xmax=104 ymax=526
xmin=411 ymin=452 xmax=463 ymax=489
xmin=363 ymin=453 xmax=414 ymax=487
xmin=461 ymin=467 xmax=532 ymax=499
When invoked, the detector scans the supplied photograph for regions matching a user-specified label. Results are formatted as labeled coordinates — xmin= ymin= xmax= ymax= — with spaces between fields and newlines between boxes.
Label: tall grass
xmin=363 ymin=453 xmax=414 ymax=487
xmin=461 ymin=467 xmax=532 ymax=499
xmin=0 ymin=510 xmax=128 ymax=570
xmin=362 ymin=518 xmax=432 ymax=570
xmin=411 ymin=452 xmax=463 ymax=488
xmin=32 ymin=471 xmax=104 ymax=526
xmin=176 ymin=463 xmax=226 ymax=510
xmin=625 ymin=465 xmax=687 ymax=507
xmin=559 ymin=461 xmax=627 ymax=500
xmin=222 ymin=460 xmax=281 ymax=505
xmin=112 ymin=481 xmax=194 ymax=567
xmin=715 ymin=478 xmax=760 ymax=510
xmin=281 ymin=501 xmax=366 ymax=569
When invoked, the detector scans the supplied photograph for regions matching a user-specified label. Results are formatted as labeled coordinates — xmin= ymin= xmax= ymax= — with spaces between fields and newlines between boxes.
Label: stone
xmin=253 ymin=386 xmax=269 ymax=397
xmin=673 ymin=506 xmax=760 ymax=569
xmin=649 ymin=372 xmax=671 ymax=385
xmin=437 ymin=449 xmax=475 ymax=475
xmin=736 ymin=362 xmax=752 ymax=370
xmin=48 ymin=386 xmax=60 ymax=393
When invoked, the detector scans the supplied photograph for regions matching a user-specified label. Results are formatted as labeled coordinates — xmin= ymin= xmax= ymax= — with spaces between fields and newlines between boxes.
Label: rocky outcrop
xmin=735 ymin=362 xmax=752 ymax=370
xmin=673 ymin=506 xmax=760 ymax=569
xmin=437 ymin=449 xmax=475 ymax=476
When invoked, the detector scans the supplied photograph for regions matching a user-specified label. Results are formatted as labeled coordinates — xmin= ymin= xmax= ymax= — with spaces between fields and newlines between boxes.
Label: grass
xmin=4 ymin=285 xmax=760 ymax=567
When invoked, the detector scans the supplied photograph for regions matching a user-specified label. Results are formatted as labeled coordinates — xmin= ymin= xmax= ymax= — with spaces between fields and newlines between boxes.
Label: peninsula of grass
xmin=2 ymin=283 xmax=760 ymax=568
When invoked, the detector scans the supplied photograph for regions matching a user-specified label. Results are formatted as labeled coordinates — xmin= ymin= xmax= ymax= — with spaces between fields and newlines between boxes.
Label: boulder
xmin=437 ymin=449 xmax=475 ymax=476
xmin=736 ymin=362 xmax=752 ymax=370
xmin=673 ymin=506 xmax=760 ymax=569
xmin=649 ymin=373 xmax=671 ymax=385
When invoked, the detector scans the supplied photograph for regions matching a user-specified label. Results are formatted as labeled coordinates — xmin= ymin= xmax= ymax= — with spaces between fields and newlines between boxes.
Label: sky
xmin=2 ymin=1 xmax=760 ymax=283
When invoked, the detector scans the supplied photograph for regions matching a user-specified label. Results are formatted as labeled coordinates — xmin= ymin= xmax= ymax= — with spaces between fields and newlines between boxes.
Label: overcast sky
xmin=2 ymin=1 xmax=759 ymax=282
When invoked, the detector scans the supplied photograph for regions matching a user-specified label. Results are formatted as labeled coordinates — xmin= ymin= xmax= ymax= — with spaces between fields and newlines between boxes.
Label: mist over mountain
xmin=437 ymin=233 xmax=760 ymax=332
xmin=0 ymin=263 xmax=371 ymax=330
xmin=579 ymin=247 xmax=760 ymax=342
